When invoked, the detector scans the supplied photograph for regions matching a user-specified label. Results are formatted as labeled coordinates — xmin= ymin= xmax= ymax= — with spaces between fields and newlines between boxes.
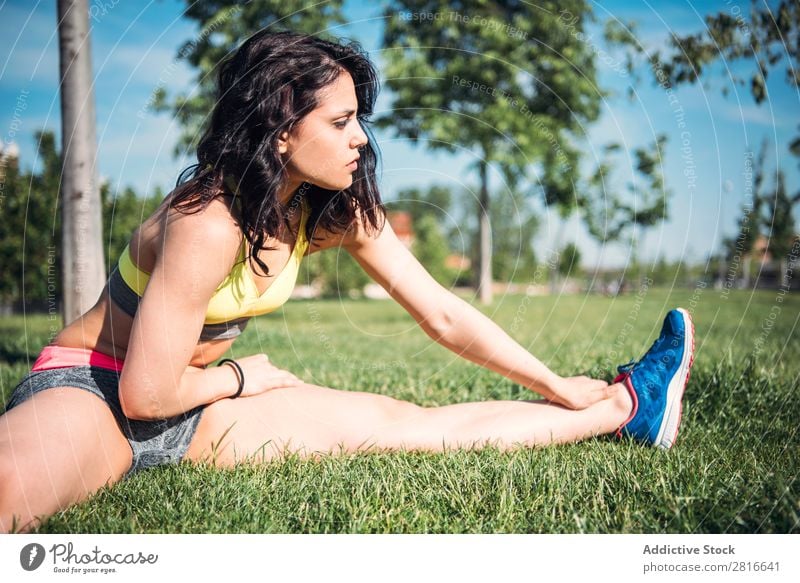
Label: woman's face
xmin=279 ymin=71 xmax=369 ymax=192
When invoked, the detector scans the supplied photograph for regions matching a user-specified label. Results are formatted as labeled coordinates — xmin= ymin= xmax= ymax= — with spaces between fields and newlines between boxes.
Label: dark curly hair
xmin=169 ymin=30 xmax=385 ymax=278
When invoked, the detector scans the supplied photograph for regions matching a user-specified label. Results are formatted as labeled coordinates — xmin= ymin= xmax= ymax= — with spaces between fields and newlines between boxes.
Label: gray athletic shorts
xmin=4 ymin=365 xmax=206 ymax=479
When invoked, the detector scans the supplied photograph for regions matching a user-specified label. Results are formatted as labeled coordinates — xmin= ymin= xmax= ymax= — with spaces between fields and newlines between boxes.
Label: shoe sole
xmin=653 ymin=307 xmax=695 ymax=449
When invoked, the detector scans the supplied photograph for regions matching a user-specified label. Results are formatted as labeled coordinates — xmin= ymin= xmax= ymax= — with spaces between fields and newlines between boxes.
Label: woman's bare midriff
xmin=51 ymin=292 xmax=234 ymax=369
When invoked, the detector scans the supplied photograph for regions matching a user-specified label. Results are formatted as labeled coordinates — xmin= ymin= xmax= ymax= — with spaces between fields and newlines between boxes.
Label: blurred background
xmin=1 ymin=0 xmax=798 ymax=314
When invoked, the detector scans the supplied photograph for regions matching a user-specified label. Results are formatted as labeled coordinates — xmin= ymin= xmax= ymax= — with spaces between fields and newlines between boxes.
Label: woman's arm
xmin=120 ymin=207 xmax=303 ymax=421
xmin=427 ymin=294 xmax=564 ymax=393
xmin=344 ymin=211 xmax=615 ymax=409
xmin=118 ymin=207 xmax=245 ymax=420
xmin=422 ymin=293 xmax=618 ymax=409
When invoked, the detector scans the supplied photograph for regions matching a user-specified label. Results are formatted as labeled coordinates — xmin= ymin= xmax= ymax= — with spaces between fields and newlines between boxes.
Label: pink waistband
xmin=32 ymin=345 xmax=126 ymax=373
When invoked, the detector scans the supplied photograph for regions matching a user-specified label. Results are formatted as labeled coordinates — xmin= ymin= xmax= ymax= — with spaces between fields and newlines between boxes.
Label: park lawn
xmin=1 ymin=287 xmax=797 ymax=533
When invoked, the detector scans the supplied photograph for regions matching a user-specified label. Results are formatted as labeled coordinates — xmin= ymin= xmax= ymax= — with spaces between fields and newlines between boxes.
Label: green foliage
xmin=389 ymin=184 xmax=464 ymax=285
xmin=379 ymin=0 xmax=602 ymax=193
xmin=391 ymin=184 xmax=463 ymax=250
xmin=582 ymin=135 xmax=670 ymax=244
xmin=652 ymin=2 xmax=800 ymax=275
xmin=558 ymin=242 xmax=581 ymax=277
xmin=644 ymin=257 xmax=692 ymax=287
xmin=0 ymin=131 xmax=166 ymax=309
xmin=379 ymin=0 xmax=607 ymax=297
xmin=654 ymin=0 xmax=800 ymax=192
xmin=0 ymin=131 xmax=62 ymax=307
xmin=390 ymin=185 xmax=452 ymax=225
xmin=489 ymin=189 xmax=538 ymax=282
xmin=301 ymin=246 xmax=371 ymax=298
xmin=764 ymin=171 xmax=798 ymax=261
xmin=153 ymin=0 xmax=346 ymax=156
xmin=389 ymin=183 xmax=539 ymax=285
xmin=101 ymin=185 xmax=163 ymax=269
xmin=539 ymin=140 xmax=581 ymax=212
xmin=655 ymin=0 xmax=799 ymax=104
xmin=723 ymin=140 xmax=799 ymax=271
xmin=411 ymin=213 xmax=451 ymax=285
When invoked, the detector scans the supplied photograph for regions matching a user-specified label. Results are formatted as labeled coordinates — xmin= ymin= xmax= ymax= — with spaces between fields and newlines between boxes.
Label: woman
xmin=0 ymin=31 xmax=694 ymax=533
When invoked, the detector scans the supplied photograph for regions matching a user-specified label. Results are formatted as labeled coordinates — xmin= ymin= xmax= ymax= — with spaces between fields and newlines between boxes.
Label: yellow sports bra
xmin=114 ymin=197 xmax=310 ymax=325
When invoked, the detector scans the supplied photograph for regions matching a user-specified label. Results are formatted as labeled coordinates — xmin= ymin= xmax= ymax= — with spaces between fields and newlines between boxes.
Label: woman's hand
xmin=544 ymin=375 xmax=620 ymax=410
xmin=229 ymin=353 xmax=304 ymax=397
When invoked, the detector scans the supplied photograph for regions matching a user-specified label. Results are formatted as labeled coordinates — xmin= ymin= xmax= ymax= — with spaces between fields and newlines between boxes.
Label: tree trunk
xmin=549 ymin=213 xmax=567 ymax=295
xmin=743 ymin=256 xmax=751 ymax=288
xmin=477 ymin=160 xmax=492 ymax=305
xmin=780 ymin=257 xmax=788 ymax=288
xmin=57 ymin=0 xmax=105 ymax=325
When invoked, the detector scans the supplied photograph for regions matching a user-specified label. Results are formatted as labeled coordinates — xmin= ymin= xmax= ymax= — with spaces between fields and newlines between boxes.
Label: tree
xmin=653 ymin=1 xmax=800 ymax=287
xmin=580 ymin=135 xmax=671 ymax=274
xmin=722 ymin=140 xmax=799 ymax=288
xmin=0 ymin=133 xmax=63 ymax=313
xmin=379 ymin=0 xmax=604 ymax=304
xmin=391 ymin=185 xmax=452 ymax=226
xmin=489 ymin=188 xmax=538 ymax=283
xmin=654 ymin=1 xmax=799 ymax=105
xmin=0 ymin=146 xmax=30 ymax=310
xmin=722 ymin=141 xmax=768 ymax=287
xmin=151 ymin=1 xmax=346 ymax=156
xmin=390 ymin=185 xmax=453 ymax=284
xmin=391 ymin=183 xmax=538 ymax=284
xmin=412 ymin=213 xmax=451 ymax=285
xmin=764 ymin=171 xmax=799 ymax=286
xmin=301 ymin=248 xmax=371 ymax=298
xmin=539 ymin=140 xmax=581 ymax=292
xmin=58 ymin=0 xmax=105 ymax=324
xmin=558 ymin=242 xmax=582 ymax=279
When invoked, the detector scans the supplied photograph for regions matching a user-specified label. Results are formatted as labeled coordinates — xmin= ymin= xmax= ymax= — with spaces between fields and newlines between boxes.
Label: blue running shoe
xmin=613 ymin=308 xmax=695 ymax=449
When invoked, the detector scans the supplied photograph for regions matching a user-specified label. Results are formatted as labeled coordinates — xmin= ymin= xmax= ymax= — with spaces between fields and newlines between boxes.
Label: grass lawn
xmin=1 ymin=287 xmax=798 ymax=533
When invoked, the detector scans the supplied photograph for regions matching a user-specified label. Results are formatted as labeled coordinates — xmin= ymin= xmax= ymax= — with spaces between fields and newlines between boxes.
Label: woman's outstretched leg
xmin=390 ymin=385 xmax=633 ymax=451
xmin=184 ymin=381 xmax=633 ymax=467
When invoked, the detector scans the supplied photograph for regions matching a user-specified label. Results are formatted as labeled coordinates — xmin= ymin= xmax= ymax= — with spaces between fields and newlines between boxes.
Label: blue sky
xmin=1 ymin=0 xmax=797 ymax=269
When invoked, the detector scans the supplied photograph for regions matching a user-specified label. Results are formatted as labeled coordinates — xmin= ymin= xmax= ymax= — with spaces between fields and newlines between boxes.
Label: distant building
xmin=445 ymin=254 xmax=471 ymax=270
xmin=744 ymin=234 xmax=772 ymax=264
xmin=387 ymin=211 xmax=414 ymax=248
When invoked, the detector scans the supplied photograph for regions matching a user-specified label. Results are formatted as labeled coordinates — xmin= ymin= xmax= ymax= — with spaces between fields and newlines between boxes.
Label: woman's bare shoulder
xmin=155 ymin=189 xmax=240 ymax=231
xmin=166 ymin=195 xmax=242 ymax=251
xmin=133 ymin=191 xmax=243 ymax=273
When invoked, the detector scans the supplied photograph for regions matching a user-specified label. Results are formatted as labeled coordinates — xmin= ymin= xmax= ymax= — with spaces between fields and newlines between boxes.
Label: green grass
xmin=2 ymin=288 xmax=798 ymax=533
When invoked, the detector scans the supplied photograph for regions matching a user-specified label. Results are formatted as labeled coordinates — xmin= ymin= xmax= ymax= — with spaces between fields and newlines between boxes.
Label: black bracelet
xmin=217 ymin=358 xmax=244 ymax=399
